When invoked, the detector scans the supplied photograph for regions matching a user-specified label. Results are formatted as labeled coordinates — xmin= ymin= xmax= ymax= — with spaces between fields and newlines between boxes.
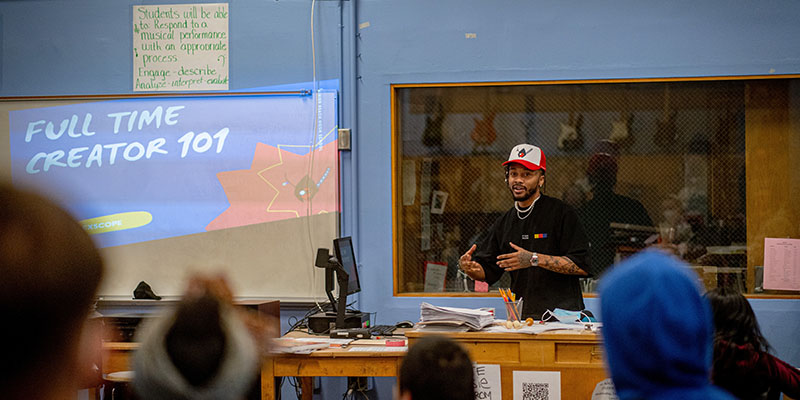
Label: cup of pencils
xmin=499 ymin=288 xmax=524 ymax=329
xmin=504 ymin=299 xmax=523 ymax=322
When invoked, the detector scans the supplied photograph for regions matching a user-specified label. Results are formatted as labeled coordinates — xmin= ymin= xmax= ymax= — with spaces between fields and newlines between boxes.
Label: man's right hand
xmin=459 ymin=244 xmax=486 ymax=281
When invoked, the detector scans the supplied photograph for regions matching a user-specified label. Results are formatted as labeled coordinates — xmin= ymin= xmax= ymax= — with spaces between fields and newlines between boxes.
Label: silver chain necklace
xmin=514 ymin=193 xmax=540 ymax=220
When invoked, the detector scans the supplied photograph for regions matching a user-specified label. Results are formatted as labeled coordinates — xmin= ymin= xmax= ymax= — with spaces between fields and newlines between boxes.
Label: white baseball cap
xmin=502 ymin=144 xmax=546 ymax=171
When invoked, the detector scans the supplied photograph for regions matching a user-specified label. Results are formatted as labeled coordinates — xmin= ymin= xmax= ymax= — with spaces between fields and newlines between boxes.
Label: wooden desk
xmin=261 ymin=329 xmax=606 ymax=400
xmin=406 ymin=330 xmax=607 ymax=400
xmin=107 ymin=325 xmax=606 ymax=400
xmin=261 ymin=334 xmax=406 ymax=400
xmin=102 ymin=342 xmax=138 ymax=374
xmin=107 ymin=340 xmax=407 ymax=400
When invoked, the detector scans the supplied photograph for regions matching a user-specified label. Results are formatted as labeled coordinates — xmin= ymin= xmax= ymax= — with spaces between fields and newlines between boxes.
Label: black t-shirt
xmin=473 ymin=195 xmax=590 ymax=319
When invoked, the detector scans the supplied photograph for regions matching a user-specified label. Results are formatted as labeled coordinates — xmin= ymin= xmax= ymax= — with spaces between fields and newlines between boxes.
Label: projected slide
xmin=8 ymin=91 xmax=338 ymax=248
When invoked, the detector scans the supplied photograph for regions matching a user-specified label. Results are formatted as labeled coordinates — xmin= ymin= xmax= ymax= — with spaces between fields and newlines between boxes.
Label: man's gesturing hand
xmin=497 ymin=242 xmax=534 ymax=271
xmin=459 ymin=244 xmax=485 ymax=281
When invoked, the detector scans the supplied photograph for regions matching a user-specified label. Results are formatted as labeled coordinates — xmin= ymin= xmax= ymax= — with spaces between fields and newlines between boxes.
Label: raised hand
xmin=459 ymin=244 xmax=485 ymax=280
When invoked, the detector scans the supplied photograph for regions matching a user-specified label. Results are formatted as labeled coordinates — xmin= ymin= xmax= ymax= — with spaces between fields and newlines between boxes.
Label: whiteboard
xmin=0 ymin=92 xmax=339 ymax=301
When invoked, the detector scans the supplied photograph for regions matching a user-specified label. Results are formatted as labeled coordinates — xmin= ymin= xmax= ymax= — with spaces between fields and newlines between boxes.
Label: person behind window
xmin=657 ymin=194 xmax=694 ymax=256
xmin=396 ymin=335 xmax=474 ymax=400
xmin=599 ymin=250 xmax=735 ymax=400
xmin=458 ymin=143 xmax=590 ymax=318
xmin=0 ymin=183 xmax=105 ymax=400
xmin=705 ymin=287 xmax=800 ymax=400
xmin=133 ymin=274 xmax=270 ymax=400
xmin=578 ymin=140 xmax=653 ymax=277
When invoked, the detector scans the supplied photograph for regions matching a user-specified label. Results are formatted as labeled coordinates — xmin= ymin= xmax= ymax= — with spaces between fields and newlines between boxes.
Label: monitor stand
xmin=308 ymin=311 xmax=368 ymax=334
xmin=309 ymin=248 xmax=368 ymax=333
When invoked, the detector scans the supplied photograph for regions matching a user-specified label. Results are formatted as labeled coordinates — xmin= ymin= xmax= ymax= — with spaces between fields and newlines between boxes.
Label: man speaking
xmin=459 ymin=144 xmax=591 ymax=318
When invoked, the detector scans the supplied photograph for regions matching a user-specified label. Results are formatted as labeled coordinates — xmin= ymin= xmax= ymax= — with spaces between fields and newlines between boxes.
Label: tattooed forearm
xmin=537 ymin=255 xmax=587 ymax=276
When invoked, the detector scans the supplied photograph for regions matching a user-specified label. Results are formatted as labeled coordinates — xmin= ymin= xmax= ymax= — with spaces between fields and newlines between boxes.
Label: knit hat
xmin=132 ymin=300 xmax=259 ymax=400
xmin=599 ymin=250 xmax=734 ymax=400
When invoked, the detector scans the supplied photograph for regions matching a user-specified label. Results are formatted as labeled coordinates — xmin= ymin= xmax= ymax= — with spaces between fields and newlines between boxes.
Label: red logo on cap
xmin=518 ymin=148 xmax=531 ymax=157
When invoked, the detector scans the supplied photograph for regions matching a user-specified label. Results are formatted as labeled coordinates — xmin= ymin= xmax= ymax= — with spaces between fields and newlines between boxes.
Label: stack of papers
xmin=419 ymin=302 xmax=494 ymax=330
xmin=270 ymin=337 xmax=352 ymax=354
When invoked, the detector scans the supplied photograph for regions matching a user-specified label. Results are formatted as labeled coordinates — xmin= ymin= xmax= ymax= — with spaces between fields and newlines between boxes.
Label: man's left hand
xmin=497 ymin=242 xmax=534 ymax=271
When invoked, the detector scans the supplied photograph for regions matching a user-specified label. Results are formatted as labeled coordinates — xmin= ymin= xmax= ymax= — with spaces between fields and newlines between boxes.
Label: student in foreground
xmin=705 ymin=287 xmax=800 ymax=399
xmin=133 ymin=274 xmax=270 ymax=400
xmin=599 ymin=250 xmax=734 ymax=400
xmin=0 ymin=183 xmax=105 ymax=400
xmin=396 ymin=335 xmax=474 ymax=400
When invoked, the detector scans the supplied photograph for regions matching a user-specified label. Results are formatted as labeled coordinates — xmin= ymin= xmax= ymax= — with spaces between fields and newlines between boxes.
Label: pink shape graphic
xmin=206 ymin=140 xmax=337 ymax=231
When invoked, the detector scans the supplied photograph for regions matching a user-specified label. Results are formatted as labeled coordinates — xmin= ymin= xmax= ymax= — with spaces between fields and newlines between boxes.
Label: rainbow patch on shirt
xmin=533 ymin=233 xmax=548 ymax=239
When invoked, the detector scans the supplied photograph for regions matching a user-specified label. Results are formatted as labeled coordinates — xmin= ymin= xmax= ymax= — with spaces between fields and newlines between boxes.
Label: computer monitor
xmin=333 ymin=236 xmax=360 ymax=295
xmin=311 ymin=238 xmax=363 ymax=331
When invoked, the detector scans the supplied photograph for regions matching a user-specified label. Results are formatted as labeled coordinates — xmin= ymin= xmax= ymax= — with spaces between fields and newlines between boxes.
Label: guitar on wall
xmin=654 ymin=85 xmax=678 ymax=150
xmin=558 ymin=111 xmax=584 ymax=152
xmin=609 ymin=111 xmax=634 ymax=150
xmin=470 ymin=110 xmax=497 ymax=153
xmin=422 ymin=100 xmax=446 ymax=149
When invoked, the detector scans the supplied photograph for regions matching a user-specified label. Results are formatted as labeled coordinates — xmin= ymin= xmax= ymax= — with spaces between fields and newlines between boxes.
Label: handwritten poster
xmin=513 ymin=371 xmax=560 ymax=400
xmin=764 ymin=238 xmax=800 ymax=291
xmin=473 ymin=364 xmax=502 ymax=400
xmin=423 ymin=261 xmax=447 ymax=292
xmin=591 ymin=378 xmax=619 ymax=400
xmin=133 ymin=3 xmax=229 ymax=91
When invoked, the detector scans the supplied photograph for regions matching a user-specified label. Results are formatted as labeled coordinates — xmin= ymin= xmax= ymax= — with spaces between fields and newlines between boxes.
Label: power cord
xmin=342 ymin=377 xmax=370 ymax=399
xmin=284 ymin=300 xmax=361 ymax=335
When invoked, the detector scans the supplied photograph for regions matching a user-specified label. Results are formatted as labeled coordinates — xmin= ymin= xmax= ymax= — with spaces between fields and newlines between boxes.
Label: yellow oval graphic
xmin=80 ymin=211 xmax=153 ymax=235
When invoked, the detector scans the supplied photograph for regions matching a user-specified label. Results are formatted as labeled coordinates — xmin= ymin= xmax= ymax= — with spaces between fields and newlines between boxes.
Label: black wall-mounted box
xmin=308 ymin=312 xmax=368 ymax=334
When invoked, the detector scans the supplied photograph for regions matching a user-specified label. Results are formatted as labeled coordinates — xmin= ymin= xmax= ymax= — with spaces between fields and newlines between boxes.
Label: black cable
xmin=285 ymin=299 xmax=363 ymax=336
xmin=289 ymin=377 xmax=302 ymax=398
xmin=276 ymin=377 xmax=284 ymax=400
xmin=285 ymin=301 xmax=332 ymax=334
xmin=341 ymin=377 xmax=372 ymax=400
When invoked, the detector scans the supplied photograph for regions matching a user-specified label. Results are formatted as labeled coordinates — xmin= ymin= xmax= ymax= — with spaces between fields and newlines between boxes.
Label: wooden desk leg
xmin=301 ymin=377 xmax=313 ymax=400
xmin=261 ymin=357 xmax=275 ymax=400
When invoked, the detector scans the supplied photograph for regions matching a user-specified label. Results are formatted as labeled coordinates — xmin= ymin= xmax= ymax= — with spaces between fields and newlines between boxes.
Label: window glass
xmin=393 ymin=78 xmax=799 ymax=296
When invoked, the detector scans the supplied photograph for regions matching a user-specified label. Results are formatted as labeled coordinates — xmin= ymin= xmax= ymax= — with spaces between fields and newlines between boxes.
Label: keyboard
xmin=368 ymin=324 xmax=397 ymax=337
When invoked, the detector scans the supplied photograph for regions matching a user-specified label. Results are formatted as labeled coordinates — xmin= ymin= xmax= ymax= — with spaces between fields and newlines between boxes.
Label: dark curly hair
xmin=399 ymin=335 xmax=474 ymax=400
xmin=705 ymin=287 xmax=771 ymax=353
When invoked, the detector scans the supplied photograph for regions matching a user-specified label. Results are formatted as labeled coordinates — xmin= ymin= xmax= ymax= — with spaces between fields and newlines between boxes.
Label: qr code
xmin=522 ymin=382 xmax=549 ymax=400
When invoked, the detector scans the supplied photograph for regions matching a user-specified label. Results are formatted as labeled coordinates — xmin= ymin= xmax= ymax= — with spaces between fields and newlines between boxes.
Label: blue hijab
xmin=599 ymin=250 xmax=734 ymax=400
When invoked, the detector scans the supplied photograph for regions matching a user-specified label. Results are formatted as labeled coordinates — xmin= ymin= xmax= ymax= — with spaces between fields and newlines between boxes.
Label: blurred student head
xmin=599 ymin=250 xmax=734 ymax=400
xmin=0 ymin=183 xmax=104 ymax=399
xmin=705 ymin=287 xmax=770 ymax=352
xmin=397 ymin=335 xmax=474 ymax=400
xmin=704 ymin=287 xmax=782 ymax=399
xmin=133 ymin=274 xmax=261 ymax=400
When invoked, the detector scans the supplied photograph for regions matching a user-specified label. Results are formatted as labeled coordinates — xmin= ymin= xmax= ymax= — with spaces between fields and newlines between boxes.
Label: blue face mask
xmin=552 ymin=308 xmax=582 ymax=324
xmin=543 ymin=308 xmax=595 ymax=324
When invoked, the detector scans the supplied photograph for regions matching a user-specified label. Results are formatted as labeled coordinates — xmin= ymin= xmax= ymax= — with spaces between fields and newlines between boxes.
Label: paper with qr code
xmin=513 ymin=371 xmax=560 ymax=400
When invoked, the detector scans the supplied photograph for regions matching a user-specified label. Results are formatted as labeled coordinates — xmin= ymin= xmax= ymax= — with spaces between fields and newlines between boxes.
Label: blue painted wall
xmin=350 ymin=0 xmax=800 ymax=371
xmin=3 ymin=0 xmax=799 ymax=398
